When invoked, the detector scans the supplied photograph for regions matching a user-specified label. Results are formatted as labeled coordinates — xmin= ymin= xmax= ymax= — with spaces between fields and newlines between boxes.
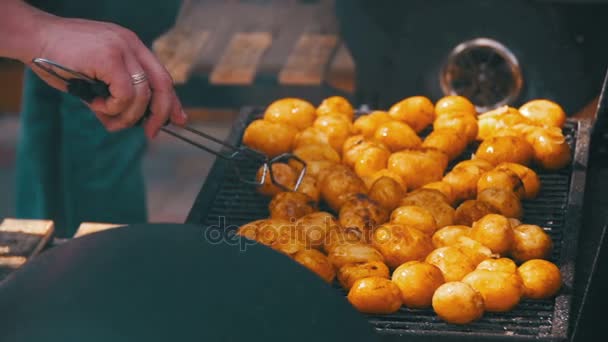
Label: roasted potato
xmin=256 ymin=163 xmax=297 ymax=197
xmin=339 ymin=194 xmax=389 ymax=236
xmin=477 ymin=106 xmax=531 ymax=141
xmin=237 ymin=219 xmax=293 ymax=246
xmin=453 ymin=236 xmax=495 ymax=266
xmin=432 ymin=282 xmax=485 ymax=324
xmin=347 ymin=277 xmax=402 ymax=314
xmin=313 ymin=114 xmax=353 ymax=152
xmin=343 ymin=136 xmax=388 ymax=167
xmin=271 ymin=236 xmax=308 ymax=256
xmin=401 ymin=189 xmax=455 ymax=229
xmin=293 ymin=127 xmax=331 ymax=149
xmin=453 ymin=159 xmax=494 ymax=173
xmin=476 ymin=258 xmax=518 ymax=274
xmin=432 ymin=225 xmax=472 ymax=248
xmin=353 ymin=111 xmax=392 ymax=138
xmin=519 ymin=99 xmax=566 ymax=128
xmin=422 ymin=182 xmax=455 ymax=205
xmin=374 ymin=120 xmax=422 ymax=152
xmin=433 ymin=112 xmax=479 ymax=143
xmin=390 ymin=205 xmax=438 ymax=235
xmin=316 ymin=96 xmax=355 ymax=120
xmin=292 ymin=144 xmax=340 ymax=164
xmin=364 ymin=169 xmax=407 ymax=190
xmin=477 ymin=169 xmax=526 ymax=198
xmin=401 ymin=188 xmax=450 ymax=206
xmin=477 ymin=188 xmax=523 ymax=219
xmin=323 ymin=227 xmax=366 ymax=254
xmin=388 ymin=96 xmax=435 ymax=132
xmin=518 ymin=259 xmax=562 ymax=299
xmin=425 ymin=246 xmax=476 ymax=282
xmin=454 ymin=200 xmax=498 ymax=226
xmin=338 ymin=261 xmax=390 ymax=290
xmin=388 ymin=149 xmax=449 ymax=189
xmin=372 ymin=223 xmax=434 ymax=268
xmin=242 ymin=119 xmax=298 ymax=157
xmin=263 ymin=97 xmax=316 ymax=130
xmin=328 ymin=243 xmax=385 ymax=269
xmin=293 ymin=249 xmax=336 ymax=283
xmin=392 ymin=261 xmax=445 ymax=308
xmin=511 ymin=224 xmax=553 ymax=262
xmin=435 ymin=95 xmax=477 ymax=118
xmin=442 ymin=167 xmax=484 ymax=202
xmin=509 ymin=218 xmax=522 ymax=228
xmin=296 ymin=175 xmax=320 ymax=202
xmin=422 ymin=129 xmax=468 ymax=161
xmin=320 ymin=166 xmax=367 ymax=211
xmin=295 ymin=212 xmax=340 ymax=249
xmin=495 ymin=162 xmax=541 ymax=199
xmin=462 ymin=269 xmax=523 ymax=312
xmin=525 ymin=126 xmax=571 ymax=170
xmin=368 ymin=177 xmax=406 ymax=211
xmin=269 ymin=192 xmax=317 ymax=220
xmin=470 ymin=214 xmax=514 ymax=255
xmin=354 ymin=145 xmax=391 ymax=178
xmin=475 ymin=136 xmax=534 ymax=166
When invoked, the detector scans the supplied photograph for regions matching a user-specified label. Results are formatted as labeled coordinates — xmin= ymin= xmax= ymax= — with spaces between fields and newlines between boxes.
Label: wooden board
xmin=210 ymin=32 xmax=272 ymax=85
xmin=0 ymin=218 xmax=54 ymax=279
xmin=326 ymin=43 xmax=356 ymax=93
xmin=279 ymin=34 xmax=338 ymax=85
xmin=153 ymin=29 xmax=210 ymax=84
xmin=74 ymin=222 xmax=124 ymax=238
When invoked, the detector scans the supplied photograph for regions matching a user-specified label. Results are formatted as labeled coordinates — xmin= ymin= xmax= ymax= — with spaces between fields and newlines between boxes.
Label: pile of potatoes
xmin=238 ymin=95 xmax=568 ymax=324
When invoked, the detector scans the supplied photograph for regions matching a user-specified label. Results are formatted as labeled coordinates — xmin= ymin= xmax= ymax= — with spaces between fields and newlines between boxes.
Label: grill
xmin=187 ymin=108 xmax=592 ymax=341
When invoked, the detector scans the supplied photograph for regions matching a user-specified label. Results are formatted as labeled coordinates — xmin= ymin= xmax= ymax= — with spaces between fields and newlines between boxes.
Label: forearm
xmin=0 ymin=0 xmax=55 ymax=63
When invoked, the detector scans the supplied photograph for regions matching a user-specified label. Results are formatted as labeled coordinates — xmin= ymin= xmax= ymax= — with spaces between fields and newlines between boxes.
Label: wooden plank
xmin=326 ymin=43 xmax=356 ymax=93
xmin=74 ymin=222 xmax=124 ymax=238
xmin=279 ymin=33 xmax=338 ymax=85
xmin=153 ymin=29 xmax=210 ymax=85
xmin=0 ymin=218 xmax=54 ymax=277
xmin=210 ymin=32 xmax=272 ymax=85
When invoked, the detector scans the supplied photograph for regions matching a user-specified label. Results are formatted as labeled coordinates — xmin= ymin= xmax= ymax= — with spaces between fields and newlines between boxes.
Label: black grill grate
xmin=187 ymin=107 xmax=591 ymax=341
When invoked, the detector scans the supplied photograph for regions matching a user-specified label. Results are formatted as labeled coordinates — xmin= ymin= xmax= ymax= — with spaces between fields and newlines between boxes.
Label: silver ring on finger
xmin=131 ymin=72 xmax=147 ymax=85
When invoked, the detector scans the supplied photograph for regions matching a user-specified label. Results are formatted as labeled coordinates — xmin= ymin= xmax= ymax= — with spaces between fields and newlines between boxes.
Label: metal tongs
xmin=32 ymin=58 xmax=306 ymax=192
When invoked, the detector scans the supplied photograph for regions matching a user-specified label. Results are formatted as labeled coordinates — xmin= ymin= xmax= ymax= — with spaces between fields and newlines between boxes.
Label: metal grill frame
xmin=187 ymin=108 xmax=592 ymax=342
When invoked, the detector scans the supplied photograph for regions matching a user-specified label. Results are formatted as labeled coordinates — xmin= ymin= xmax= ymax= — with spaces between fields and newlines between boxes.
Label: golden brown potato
xmin=453 ymin=236 xmax=495 ymax=266
xmin=347 ymin=277 xmax=402 ymax=314
xmin=237 ymin=219 xmax=293 ymax=246
xmin=368 ymin=177 xmax=406 ymax=211
xmin=454 ymin=200 xmax=498 ymax=226
xmin=426 ymin=246 xmax=476 ymax=282
xmin=313 ymin=114 xmax=353 ymax=152
xmin=374 ymin=120 xmax=422 ymax=152
xmin=390 ymin=206 xmax=438 ymax=235
xmin=388 ymin=149 xmax=449 ymax=189
xmin=372 ymin=223 xmax=434 ymax=268
xmin=477 ymin=169 xmax=526 ymax=198
xmin=388 ymin=96 xmax=435 ymax=132
xmin=476 ymin=258 xmax=518 ymax=274
xmin=268 ymin=192 xmax=317 ymax=221
xmin=475 ymin=136 xmax=534 ymax=166
xmin=519 ymin=99 xmax=566 ymax=128
xmin=295 ymin=212 xmax=340 ymax=249
xmin=297 ymin=160 xmax=336 ymax=180
xmin=509 ymin=218 xmax=522 ymax=228
xmin=453 ymin=159 xmax=495 ymax=173
xmin=342 ymin=136 xmax=389 ymax=167
xmin=442 ymin=167 xmax=483 ymax=202
xmin=401 ymin=188 xmax=450 ymax=206
xmin=292 ymin=144 xmax=340 ymax=164
xmin=293 ymin=127 xmax=331 ymax=149
xmin=316 ymin=96 xmax=355 ymax=120
xmin=477 ymin=106 xmax=531 ymax=141
xmin=271 ymin=233 xmax=308 ymax=256
xmin=433 ymin=112 xmax=479 ymax=143
xmin=256 ymin=163 xmax=297 ymax=197
xmin=462 ymin=269 xmax=523 ymax=312
xmin=293 ymin=249 xmax=336 ymax=283
xmin=363 ymin=169 xmax=407 ymax=191
xmin=354 ymin=146 xmax=391 ymax=178
xmin=242 ymin=119 xmax=298 ymax=157
xmin=392 ymin=261 xmax=445 ymax=308
xmin=422 ymin=129 xmax=468 ymax=161
xmin=422 ymin=182 xmax=455 ymax=205
xmin=328 ymin=243 xmax=385 ymax=269
xmin=470 ymin=214 xmax=514 ymax=255
xmin=401 ymin=190 xmax=455 ymax=229
xmin=263 ymin=98 xmax=316 ymax=130
xmin=495 ymin=162 xmax=541 ymax=199
xmin=296 ymin=175 xmax=320 ymax=202
xmin=323 ymin=227 xmax=365 ymax=254
xmin=435 ymin=95 xmax=477 ymax=118
xmin=511 ymin=224 xmax=553 ymax=262
xmin=432 ymin=225 xmax=472 ymax=248
xmin=432 ymin=282 xmax=485 ymax=324
xmin=339 ymin=194 xmax=389 ymax=236
xmin=338 ymin=261 xmax=390 ymax=290
xmin=525 ymin=126 xmax=571 ymax=170
xmin=477 ymin=188 xmax=523 ymax=219
xmin=518 ymin=259 xmax=562 ymax=299
xmin=320 ymin=166 xmax=367 ymax=211
xmin=353 ymin=111 xmax=392 ymax=138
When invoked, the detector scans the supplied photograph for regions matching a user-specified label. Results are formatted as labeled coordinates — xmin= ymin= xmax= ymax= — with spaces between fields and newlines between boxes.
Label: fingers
xmin=88 ymin=49 xmax=135 ymax=116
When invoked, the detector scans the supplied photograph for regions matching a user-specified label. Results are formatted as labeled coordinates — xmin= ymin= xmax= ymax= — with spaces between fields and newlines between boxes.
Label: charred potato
xmin=392 ymin=261 xmax=445 ymax=308
xmin=390 ymin=205 xmax=438 ymax=235
xmin=454 ymin=200 xmax=498 ymax=226
xmin=316 ymin=96 xmax=355 ymax=120
xmin=434 ymin=95 xmax=477 ymax=118
xmin=323 ymin=227 xmax=367 ymax=254
xmin=422 ymin=129 xmax=468 ymax=161
xmin=422 ymin=182 xmax=455 ymax=205
xmin=354 ymin=145 xmax=391 ymax=178
xmin=313 ymin=114 xmax=353 ymax=152
xmin=525 ymin=126 xmax=571 ymax=170
xmin=388 ymin=149 xmax=449 ymax=189
xmin=353 ymin=111 xmax=392 ymax=138
xmin=237 ymin=219 xmax=293 ymax=246
xmin=256 ymin=163 xmax=297 ymax=197
xmin=433 ymin=112 xmax=479 ymax=143
xmin=470 ymin=214 xmax=514 ymax=255
xmin=475 ymin=136 xmax=534 ymax=166
xmin=364 ymin=169 xmax=407 ymax=190
xmin=477 ymin=169 xmax=526 ymax=198
xmin=401 ymin=189 xmax=455 ymax=229
xmin=368 ymin=176 xmax=406 ymax=211
xmin=495 ymin=162 xmax=541 ymax=199
xmin=477 ymin=188 xmax=523 ymax=219
xmin=511 ymin=224 xmax=553 ymax=262
xmin=271 ymin=235 xmax=308 ymax=256
xmin=347 ymin=277 xmax=402 ymax=314
xmin=295 ymin=212 xmax=340 ymax=249
xmin=374 ymin=120 xmax=422 ymax=152
xmin=453 ymin=236 xmax=495 ymax=266
xmin=338 ymin=261 xmax=390 ymax=290
xmin=432 ymin=225 xmax=472 ymax=248
xmin=339 ymin=194 xmax=389 ymax=236
xmin=388 ymin=96 xmax=435 ymax=132
xmin=242 ymin=119 xmax=297 ymax=157
xmin=518 ymin=259 xmax=562 ymax=299
xmin=425 ymin=246 xmax=476 ymax=282
xmin=269 ymin=192 xmax=317 ymax=220
xmin=328 ymin=243 xmax=385 ymax=269
xmin=263 ymin=97 xmax=316 ymax=130
xmin=293 ymin=127 xmax=331 ymax=149
xmin=372 ymin=223 xmax=434 ymax=268
xmin=432 ymin=282 xmax=485 ymax=324
xmin=476 ymin=258 xmax=518 ymax=274
xmin=462 ymin=269 xmax=523 ymax=312
xmin=293 ymin=249 xmax=336 ymax=283
xmin=519 ymin=99 xmax=566 ymax=128
xmin=320 ymin=166 xmax=367 ymax=211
